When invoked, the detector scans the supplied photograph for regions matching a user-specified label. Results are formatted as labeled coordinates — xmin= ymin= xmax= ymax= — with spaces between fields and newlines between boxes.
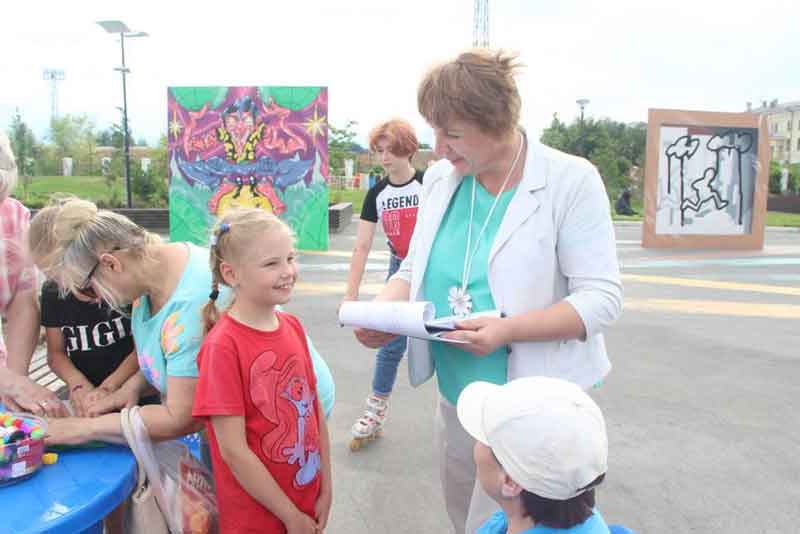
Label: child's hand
xmin=81 ymin=386 xmax=112 ymax=412
xmin=70 ymin=384 xmax=97 ymax=417
xmin=86 ymin=386 xmax=137 ymax=417
xmin=285 ymin=510 xmax=318 ymax=534
xmin=314 ymin=488 xmax=332 ymax=531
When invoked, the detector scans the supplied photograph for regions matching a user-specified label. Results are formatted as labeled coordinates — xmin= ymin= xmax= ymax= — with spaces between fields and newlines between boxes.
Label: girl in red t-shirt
xmin=193 ymin=208 xmax=331 ymax=534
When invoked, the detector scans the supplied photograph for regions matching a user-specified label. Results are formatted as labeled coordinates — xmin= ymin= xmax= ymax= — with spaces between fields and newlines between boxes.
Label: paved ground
xmin=287 ymin=219 xmax=800 ymax=534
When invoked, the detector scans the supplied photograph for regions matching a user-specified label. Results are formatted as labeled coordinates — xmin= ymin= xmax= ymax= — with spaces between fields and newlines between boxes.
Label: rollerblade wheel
xmin=349 ymin=438 xmax=362 ymax=451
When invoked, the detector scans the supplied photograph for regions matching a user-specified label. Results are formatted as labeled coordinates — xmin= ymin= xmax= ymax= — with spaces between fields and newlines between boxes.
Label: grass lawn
xmin=14 ymin=177 xmax=800 ymax=228
xmin=611 ymin=211 xmax=800 ymax=227
xmin=766 ymin=211 xmax=800 ymax=227
xmin=15 ymin=175 xmax=124 ymax=207
xmin=330 ymin=187 xmax=367 ymax=214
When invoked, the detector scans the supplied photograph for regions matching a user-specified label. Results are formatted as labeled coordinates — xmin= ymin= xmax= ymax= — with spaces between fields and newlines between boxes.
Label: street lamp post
xmin=97 ymin=20 xmax=147 ymax=208
xmin=576 ymin=98 xmax=590 ymax=123
xmin=576 ymin=98 xmax=590 ymax=157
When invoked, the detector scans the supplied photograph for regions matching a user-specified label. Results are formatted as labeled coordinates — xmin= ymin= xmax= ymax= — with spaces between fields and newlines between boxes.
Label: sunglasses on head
xmin=76 ymin=247 xmax=121 ymax=299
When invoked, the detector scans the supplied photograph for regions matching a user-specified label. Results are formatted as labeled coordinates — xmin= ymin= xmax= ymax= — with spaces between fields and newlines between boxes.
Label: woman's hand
xmin=44 ymin=416 xmax=94 ymax=445
xmin=442 ymin=316 xmax=513 ymax=356
xmin=354 ymin=328 xmax=397 ymax=349
xmin=4 ymin=376 xmax=69 ymax=418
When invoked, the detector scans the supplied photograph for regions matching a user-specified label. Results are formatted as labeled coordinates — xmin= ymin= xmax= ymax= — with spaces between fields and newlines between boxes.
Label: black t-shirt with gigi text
xmin=40 ymin=280 xmax=134 ymax=387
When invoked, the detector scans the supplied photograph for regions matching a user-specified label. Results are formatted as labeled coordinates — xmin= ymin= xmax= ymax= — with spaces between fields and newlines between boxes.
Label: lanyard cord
xmin=460 ymin=131 xmax=525 ymax=293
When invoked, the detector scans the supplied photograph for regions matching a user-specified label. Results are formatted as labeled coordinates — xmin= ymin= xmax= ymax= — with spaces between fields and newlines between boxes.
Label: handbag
xmin=120 ymin=407 xmax=171 ymax=534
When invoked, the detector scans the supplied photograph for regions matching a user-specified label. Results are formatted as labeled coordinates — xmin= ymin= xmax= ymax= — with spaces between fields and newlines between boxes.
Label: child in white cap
xmin=457 ymin=376 xmax=611 ymax=533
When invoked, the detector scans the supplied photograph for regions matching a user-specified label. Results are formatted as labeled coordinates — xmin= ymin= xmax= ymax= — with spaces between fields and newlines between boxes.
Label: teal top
xmin=132 ymin=242 xmax=335 ymax=415
xmin=423 ymin=176 xmax=516 ymax=404
xmin=132 ymin=243 xmax=217 ymax=393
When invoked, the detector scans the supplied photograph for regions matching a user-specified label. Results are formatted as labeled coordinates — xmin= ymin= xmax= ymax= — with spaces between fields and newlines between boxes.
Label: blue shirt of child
xmin=478 ymin=509 xmax=611 ymax=534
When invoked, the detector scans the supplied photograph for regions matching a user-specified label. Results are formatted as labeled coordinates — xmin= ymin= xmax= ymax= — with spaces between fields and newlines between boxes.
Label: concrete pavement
xmin=290 ymin=219 xmax=800 ymax=533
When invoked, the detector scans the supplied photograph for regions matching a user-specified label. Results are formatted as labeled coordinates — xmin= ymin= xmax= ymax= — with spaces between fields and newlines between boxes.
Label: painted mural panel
xmin=642 ymin=109 xmax=768 ymax=249
xmin=656 ymin=125 xmax=757 ymax=235
xmin=167 ymin=86 xmax=329 ymax=250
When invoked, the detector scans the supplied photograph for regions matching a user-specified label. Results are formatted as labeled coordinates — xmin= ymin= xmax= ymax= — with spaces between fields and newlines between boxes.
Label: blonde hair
xmin=0 ymin=133 xmax=18 ymax=201
xmin=417 ymin=48 xmax=523 ymax=140
xmin=27 ymin=195 xmax=80 ymax=278
xmin=46 ymin=199 xmax=160 ymax=308
xmin=202 ymin=208 xmax=294 ymax=334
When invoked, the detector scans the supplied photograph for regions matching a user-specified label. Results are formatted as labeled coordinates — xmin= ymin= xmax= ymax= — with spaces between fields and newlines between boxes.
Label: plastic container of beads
xmin=0 ymin=412 xmax=47 ymax=486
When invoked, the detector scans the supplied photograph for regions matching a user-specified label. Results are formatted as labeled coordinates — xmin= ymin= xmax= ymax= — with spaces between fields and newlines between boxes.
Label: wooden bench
xmin=30 ymin=208 xmax=170 ymax=233
xmin=28 ymin=346 xmax=67 ymax=395
xmin=767 ymin=194 xmax=800 ymax=214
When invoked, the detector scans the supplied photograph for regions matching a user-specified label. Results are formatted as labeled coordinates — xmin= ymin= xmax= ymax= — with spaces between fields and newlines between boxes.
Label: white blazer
xmin=393 ymin=138 xmax=623 ymax=390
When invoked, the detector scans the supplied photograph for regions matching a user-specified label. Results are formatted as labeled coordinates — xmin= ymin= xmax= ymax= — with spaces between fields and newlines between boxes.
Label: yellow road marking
xmin=622 ymin=274 xmax=800 ymax=296
xmin=294 ymin=281 xmax=383 ymax=295
xmin=624 ymin=298 xmax=800 ymax=319
xmin=293 ymin=277 xmax=800 ymax=320
xmin=300 ymin=250 xmax=388 ymax=259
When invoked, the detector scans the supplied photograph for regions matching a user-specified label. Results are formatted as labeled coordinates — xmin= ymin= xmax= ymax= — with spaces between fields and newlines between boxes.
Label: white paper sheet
xmin=338 ymin=301 xmax=501 ymax=343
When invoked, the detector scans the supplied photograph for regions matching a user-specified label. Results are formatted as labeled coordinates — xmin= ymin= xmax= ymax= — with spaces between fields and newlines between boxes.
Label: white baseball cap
xmin=457 ymin=376 xmax=608 ymax=500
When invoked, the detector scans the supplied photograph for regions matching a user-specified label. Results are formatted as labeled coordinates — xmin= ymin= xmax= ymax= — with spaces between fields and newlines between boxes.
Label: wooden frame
xmin=642 ymin=108 xmax=769 ymax=249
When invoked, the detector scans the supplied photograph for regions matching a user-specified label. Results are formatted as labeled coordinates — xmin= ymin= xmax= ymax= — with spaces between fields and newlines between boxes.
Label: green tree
xmin=8 ymin=109 xmax=38 ymax=199
xmin=540 ymin=115 xmax=647 ymax=198
xmin=328 ymin=120 xmax=359 ymax=175
xmin=48 ymin=114 xmax=97 ymax=175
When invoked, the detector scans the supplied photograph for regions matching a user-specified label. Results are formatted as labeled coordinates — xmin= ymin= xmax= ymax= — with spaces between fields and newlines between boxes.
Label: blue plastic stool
xmin=609 ymin=525 xmax=634 ymax=534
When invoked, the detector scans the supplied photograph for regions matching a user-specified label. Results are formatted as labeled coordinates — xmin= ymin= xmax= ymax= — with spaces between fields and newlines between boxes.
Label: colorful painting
xmin=643 ymin=109 xmax=768 ymax=249
xmin=167 ymin=86 xmax=329 ymax=250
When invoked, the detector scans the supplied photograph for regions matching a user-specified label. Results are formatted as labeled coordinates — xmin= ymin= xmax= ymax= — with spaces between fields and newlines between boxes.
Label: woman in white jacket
xmin=354 ymin=49 xmax=623 ymax=534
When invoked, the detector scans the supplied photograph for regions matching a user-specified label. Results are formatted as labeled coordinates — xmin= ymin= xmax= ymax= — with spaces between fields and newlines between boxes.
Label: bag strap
xmin=126 ymin=406 xmax=176 ymax=532
xmin=120 ymin=407 xmax=147 ymax=492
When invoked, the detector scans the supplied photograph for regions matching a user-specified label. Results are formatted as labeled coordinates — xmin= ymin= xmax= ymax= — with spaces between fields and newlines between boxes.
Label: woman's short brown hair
xmin=368 ymin=119 xmax=419 ymax=159
xmin=418 ymin=48 xmax=522 ymax=140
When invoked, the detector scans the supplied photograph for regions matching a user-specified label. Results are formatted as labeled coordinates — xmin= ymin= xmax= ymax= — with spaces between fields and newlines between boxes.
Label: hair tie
xmin=208 ymin=288 xmax=220 ymax=301
xmin=209 ymin=222 xmax=231 ymax=248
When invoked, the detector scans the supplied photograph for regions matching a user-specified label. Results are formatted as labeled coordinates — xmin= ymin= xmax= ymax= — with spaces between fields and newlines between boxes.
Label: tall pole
xmin=120 ymin=33 xmax=132 ymax=208
xmin=576 ymin=98 xmax=589 ymax=158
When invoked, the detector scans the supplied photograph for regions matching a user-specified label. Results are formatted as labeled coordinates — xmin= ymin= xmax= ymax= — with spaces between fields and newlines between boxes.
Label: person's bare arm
xmin=444 ymin=301 xmax=588 ymax=356
xmin=98 ymin=350 xmax=140 ymax=394
xmin=86 ymin=370 xmax=157 ymax=417
xmin=4 ymin=289 xmax=39 ymax=376
xmin=343 ymin=220 xmax=377 ymax=301
xmin=314 ymin=402 xmax=333 ymax=530
xmin=212 ymin=415 xmax=318 ymax=533
xmin=353 ymin=277 xmax=412 ymax=349
xmin=0 ymin=367 xmax=69 ymax=417
xmin=44 ymin=327 xmax=97 ymax=416
xmin=46 ymin=375 xmax=201 ymax=445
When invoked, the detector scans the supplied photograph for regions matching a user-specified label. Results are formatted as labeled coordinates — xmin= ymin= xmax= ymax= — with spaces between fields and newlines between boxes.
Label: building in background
xmin=748 ymin=99 xmax=800 ymax=164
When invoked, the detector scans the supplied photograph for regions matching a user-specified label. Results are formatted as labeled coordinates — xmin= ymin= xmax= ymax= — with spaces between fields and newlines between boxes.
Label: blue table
xmin=0 ymin=445 xmax=136 ymax=534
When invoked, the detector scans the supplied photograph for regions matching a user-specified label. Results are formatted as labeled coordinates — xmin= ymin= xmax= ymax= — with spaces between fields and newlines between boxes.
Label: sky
xmin=1 ymin=0 xmax=798 ymax=148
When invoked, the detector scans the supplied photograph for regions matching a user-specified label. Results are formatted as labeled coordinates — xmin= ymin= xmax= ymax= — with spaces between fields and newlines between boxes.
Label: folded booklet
xmin=338 ymin=301 xmax=501 ymax=343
